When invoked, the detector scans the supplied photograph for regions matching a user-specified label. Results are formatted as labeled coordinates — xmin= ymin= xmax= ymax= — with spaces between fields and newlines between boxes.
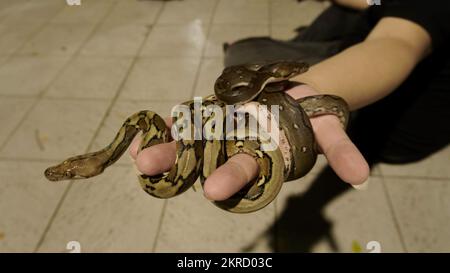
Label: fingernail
xmin=352 ymin=178 xmax=370 ymax=191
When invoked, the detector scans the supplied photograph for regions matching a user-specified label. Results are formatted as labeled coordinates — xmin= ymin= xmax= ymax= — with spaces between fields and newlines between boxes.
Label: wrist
xmin=285 ymin=82 xmax=321 ymax=100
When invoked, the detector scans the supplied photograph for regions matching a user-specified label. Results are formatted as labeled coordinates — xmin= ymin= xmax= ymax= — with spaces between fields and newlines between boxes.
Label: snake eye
xmin=65 ymin=171 xmax=72 ymax=178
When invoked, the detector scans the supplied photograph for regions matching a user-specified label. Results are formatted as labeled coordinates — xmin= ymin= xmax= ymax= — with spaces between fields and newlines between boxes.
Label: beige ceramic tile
xmin=299 ymin=154 xmax=323 ymax=175
xmin=103 ymin=0 xmax=162 ymax=25
xmin=214 ymin=0 xmax=269 ymax=25
xmin=0 ymin=55 xmax=69 ymax=96
xmin=80 ymin=22 xmax=149 ymax=57
xmin=45 ymin=56 xmax=133 ymax=99
xmin=383 ymin=177 xmax=450 ymax=252
xmin=193 ymin=57 xmax=223 ymax=98
xmin=119 ymin=57 xmax=200 ymax=101
xmin=0 ymin=0 xmax=64 ymax=25
xmin=371 ymin=164 xmax=382 ymax=176
xmin=270 ymin=0 xmax=328 ymax=27
xmin=379 ymin=145 xmax=450 ymax=179
xmin=0 ymin=23 xmax=43 ymax=55
xmin=51 ymin=0 xmax=115 ymax=24
xmin=308 ymin=155 xmax=380 ymax=176
xmin=322 ymin=177 xmax=403 ymax=253
xmin=205 ymin=25 xmax=269 ymax=57
xmin=37 ymin=165 xmax=165 ymax=253
xmin=140 ymin=23 xmax=208 ymax=57
xmin=0 ymin=0 xmax=29 ymax=21
xmin=0 ymin=161 xmax=67 ymax=252
xmin=0 ymin=55 xmax=8 ymax=67
xmin=275 ymin=173 xmax=404 ymax=252
xmin=155 ymin=188 xmax=275 ymax=252
xmin=19 ymin=23 xmax=96 ymax=56
xmin=0 ymin=97 xmax=35 ymax=147
xmin=90 ymin=99 xmax=180 ymax=165
xmin=0 ymin=98 xmax=110 ymax=160
xmin=157 ymin=0 xmax=216 ymax=25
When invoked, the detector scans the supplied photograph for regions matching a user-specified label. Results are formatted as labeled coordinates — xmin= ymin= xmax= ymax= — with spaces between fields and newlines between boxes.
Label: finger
xmin=203 ymin=153 xmax=259 ymax=201
xmin=164 ymin=116 xmax=173 ymax=128
xmin=312 ymin=115 xmax=370 ymax=185
xmin=129 ymin=116 xmax=173 ymax=160
xmin=326 ymin=137 xmax=370 ymax=186
xmin=135 ymin=141 xmax=177 ymax=175
xmin=129 ymin=134 xmax=141 ymax=160
xmin=164 ymin=117 xmax=173 ymax=141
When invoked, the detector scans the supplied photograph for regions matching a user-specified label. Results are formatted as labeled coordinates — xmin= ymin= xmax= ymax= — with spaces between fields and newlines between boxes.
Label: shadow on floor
xmin=242 ymin=144 xmax=449 ymax=252
xmin=241 ymin=166 xmax=351 ymax=253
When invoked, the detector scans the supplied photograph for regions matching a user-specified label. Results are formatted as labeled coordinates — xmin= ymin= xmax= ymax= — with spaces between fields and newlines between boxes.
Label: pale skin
xmin=130 ymin=0 xmax=432 ymax=201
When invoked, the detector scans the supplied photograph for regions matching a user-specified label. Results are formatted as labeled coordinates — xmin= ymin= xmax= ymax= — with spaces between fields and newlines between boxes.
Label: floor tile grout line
xmin=0 ymin=98 xmax=36 ymax=151
xmin=268 ymin=0 xmax=272 ymax=36
xmin=189 ymin=0 xmax=221 ymax=99
xmin=151 ymin=200 xmax=168 ymax=252
xmin=150 ymin=0 xmax=220 ymax=252
xmin=85 ymin=2 xmax=170 ymax=253
xmin=0 ymin=158 xmax=133 ymax=167
xmin=37 ymin=5 xmax=120 ymax=98
xmin=32 ymin=178 xmax=74 ymax=253
xmin=0 ymin=1 xmax=118 ymax=153
xmin=211 ymin=23 xmax=275 ymax=26
xmin=33 ymin=0 xmax=167 ymax=253
xmin=0 ymin=95 xmax=183 ymax=103
xmin=0 ymin=3 xmax=71 ymax=151
xmin=375 ymin=174 xmax=450 ymax=182
xmin=0 ymin=3 xmax=67 ymax=67
xmin=379 ymin=171 xmax=409 ymax=253
xmin=0 ymin=157 xmax=59 ymax=163
xmin=273 ymin=199 xmax=279 ymax=253
xmin=0 ymin=156 xmax=133 ymax=168
xmin=9 ymin=53 xmax=136 ymax=58
xmin=3 ymin=96 xmax=112 ymax=102
xmin=198 ymin=56 xmax=224 ymax=60
xmin=31 ymin=1 xmax=126 ymax=253
xmin=268 ymin=0 xmax=279 ymax=251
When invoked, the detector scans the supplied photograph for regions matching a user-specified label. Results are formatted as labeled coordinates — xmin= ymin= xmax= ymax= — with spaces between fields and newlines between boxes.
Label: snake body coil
xmin=44 ymin=61 xmax=349 ymax=213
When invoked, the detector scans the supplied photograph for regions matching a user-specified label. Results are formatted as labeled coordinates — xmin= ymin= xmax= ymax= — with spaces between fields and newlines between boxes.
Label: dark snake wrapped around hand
xmin=44 ymin=61 xmax=349 ymax=213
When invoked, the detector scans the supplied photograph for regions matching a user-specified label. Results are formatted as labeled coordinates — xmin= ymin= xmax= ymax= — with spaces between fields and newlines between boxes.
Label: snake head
xmin=44 ymin=157 xmax=103 ymax=182
xmin=268 ymin=61 xmax=309 ymax=78
xmin=44 ymin=162 xmax=76 ymax=181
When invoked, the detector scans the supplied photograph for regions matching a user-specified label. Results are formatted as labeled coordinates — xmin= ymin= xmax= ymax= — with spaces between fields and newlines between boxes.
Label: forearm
xmin=290 ymin=18 xmax=432 ymax=110
xmin=292 ymin=39 xmax=420 ymax=109
xmin=333 ymin=0 xmax=369 ymax=10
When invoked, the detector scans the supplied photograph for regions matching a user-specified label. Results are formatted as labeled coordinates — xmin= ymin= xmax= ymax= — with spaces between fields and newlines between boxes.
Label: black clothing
xmin=363 ymin=0 xmax=450 ymax=162
xmin=368 ymin=0 xmax=450 ymax=50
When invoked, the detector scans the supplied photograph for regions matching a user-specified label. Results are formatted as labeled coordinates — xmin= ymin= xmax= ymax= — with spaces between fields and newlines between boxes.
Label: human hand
xmin=129 ymin=85 xmax=370 ymax=201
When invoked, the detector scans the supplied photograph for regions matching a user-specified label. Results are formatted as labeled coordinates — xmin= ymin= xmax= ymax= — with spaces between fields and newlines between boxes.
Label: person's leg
xmin=350 ymin=58 xmax=450 ymax=163
xmin=223 ymin=4 xmax=369 ymax=67
xmin=292 ymin=4 xmax=370 ymax=44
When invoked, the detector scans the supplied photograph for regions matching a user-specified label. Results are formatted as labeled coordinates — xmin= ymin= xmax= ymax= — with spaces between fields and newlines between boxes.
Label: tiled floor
xmin=0 ymin=0 xmax=448 ymax=253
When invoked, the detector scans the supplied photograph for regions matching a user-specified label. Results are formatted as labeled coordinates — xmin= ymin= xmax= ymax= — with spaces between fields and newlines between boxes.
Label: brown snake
xmin=44 ymin=61 xmax=349 ymax=213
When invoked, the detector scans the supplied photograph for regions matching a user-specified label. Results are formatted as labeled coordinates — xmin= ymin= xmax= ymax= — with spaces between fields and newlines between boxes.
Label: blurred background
xmin=0 ymin=0 xmax=449 ymax=253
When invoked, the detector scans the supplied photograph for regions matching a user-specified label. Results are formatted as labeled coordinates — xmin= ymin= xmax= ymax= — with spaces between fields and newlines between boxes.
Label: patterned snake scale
xmin=44 ymin=61 xmax=349 ymax=213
